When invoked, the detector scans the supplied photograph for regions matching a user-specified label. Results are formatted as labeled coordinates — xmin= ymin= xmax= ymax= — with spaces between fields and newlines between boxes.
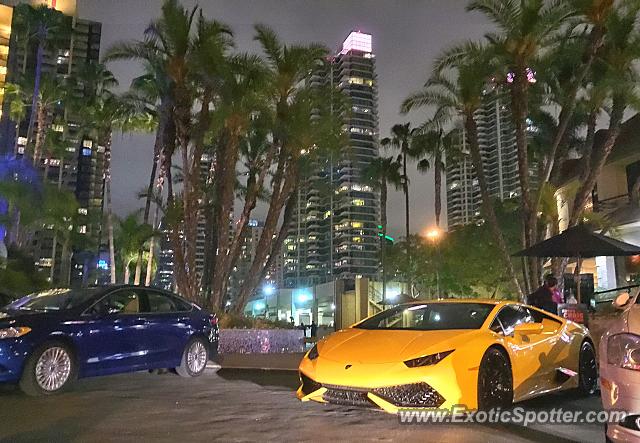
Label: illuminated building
xmin=283 ymin=31 xmax=380 ymax=288
xmin=446 ymin=83 xmax=519 ymax=228
xmin=0 ymin=0 xmax=103 ymax=283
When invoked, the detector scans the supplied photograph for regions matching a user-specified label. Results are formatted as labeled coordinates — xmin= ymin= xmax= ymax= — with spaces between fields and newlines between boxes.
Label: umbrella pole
xmin=575 ymin=254 xmax=582 ymax=304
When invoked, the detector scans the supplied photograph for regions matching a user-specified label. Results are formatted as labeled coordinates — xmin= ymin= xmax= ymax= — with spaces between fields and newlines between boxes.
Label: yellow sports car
xmin=298 ymin=299 xmax=597 ymax=413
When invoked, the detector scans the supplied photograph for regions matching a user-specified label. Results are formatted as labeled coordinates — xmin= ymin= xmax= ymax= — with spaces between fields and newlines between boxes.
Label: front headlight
xmin=0 ymin=326 xmax=32 ymax=339
xmin=307 ymin=344 xmax=319 ymax=360
xmin=608 ymin=333 xmax=640 ymax=371
xmin=404 ymin=350 xmax=454 ymax=368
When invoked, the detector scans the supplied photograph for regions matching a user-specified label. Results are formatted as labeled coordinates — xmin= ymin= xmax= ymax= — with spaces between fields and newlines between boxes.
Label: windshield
xmin=6 ymin=288 xmax=101 ymax=312
xmin=355 ymin=302 xmax=495 ymax=331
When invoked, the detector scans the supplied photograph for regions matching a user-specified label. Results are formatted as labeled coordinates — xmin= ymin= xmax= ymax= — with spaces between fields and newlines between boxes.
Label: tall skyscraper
xmin=446 ymin=84 xmax=519 ymax=228
xmin=283 ymin=31 xmax=380 ymax=288
xmin=0 ymin=0 xmax=103 ymax=283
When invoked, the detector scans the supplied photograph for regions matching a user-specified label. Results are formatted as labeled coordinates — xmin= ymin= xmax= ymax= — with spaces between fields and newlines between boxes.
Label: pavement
xmin=0 ymin=368 xmax=607 ymax=443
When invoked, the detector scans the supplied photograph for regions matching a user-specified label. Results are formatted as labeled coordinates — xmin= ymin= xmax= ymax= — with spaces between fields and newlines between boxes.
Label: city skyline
xmin=78 ymin=0 xmax=494 ymax=237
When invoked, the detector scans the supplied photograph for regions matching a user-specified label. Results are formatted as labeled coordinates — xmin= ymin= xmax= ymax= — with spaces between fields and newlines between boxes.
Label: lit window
xmin=352 ymin=236 xmax=362 ymax=243
xmin=78 ymin=225 xmax=87 ymax=234
xmin=82 ymin=140 xmax=93 ymax=148
xmin=52 ymin=124 xmax=64 ymax=132
xmin=323 ymin=210 xmax=331 ymax=219
xmin=348 ymin=77 xmax=364 ymax=85
xmin=82 ymin=148 xmax=91 ymax=156
xmin=78 ymin=208 xmax=88 ymax=215
xmin=352 ymin=199 xmax=365 ymax=206
xmin=17 ymin=137 xmax=27 ymax=146
xmin=351 ymin=222 xmax=362 ymax=228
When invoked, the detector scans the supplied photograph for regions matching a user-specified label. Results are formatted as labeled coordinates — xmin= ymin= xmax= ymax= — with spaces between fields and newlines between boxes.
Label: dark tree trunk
xmin=26 ymin=36 xmax=45 ymax=162
xmin=434 ymin=150 xmax=442 ymax=227
xmin=465 ymin=113 xmax=524 ymax=300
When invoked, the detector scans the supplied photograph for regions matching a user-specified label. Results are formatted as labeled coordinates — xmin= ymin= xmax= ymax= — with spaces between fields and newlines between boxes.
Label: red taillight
xmin=209 ymin=315 xmax=218 ymax=327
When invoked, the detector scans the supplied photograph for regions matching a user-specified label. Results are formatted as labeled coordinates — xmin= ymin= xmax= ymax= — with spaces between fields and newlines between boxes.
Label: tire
xmin=578 ymin=340 xmax=598 ymax=395
xmin=477 ymin=347 xmax=513 ymax=410
xmin=19 ymin=341 xmax=77 ymax=396
xmin=175 ymin=337 xmax=209 ymax=378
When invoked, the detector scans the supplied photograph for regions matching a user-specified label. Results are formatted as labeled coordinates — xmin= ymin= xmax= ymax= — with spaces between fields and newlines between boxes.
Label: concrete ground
xmin=0 ymin=369 xmax=607 ymax=443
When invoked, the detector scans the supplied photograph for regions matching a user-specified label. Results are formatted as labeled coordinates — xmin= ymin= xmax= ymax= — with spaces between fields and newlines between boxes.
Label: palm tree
xmin=32 ymin=76 xmax=68 ymax=168
xmin=114 ymin=213 xmax=155 ymax=284
xmin=4 ymin=81 xmax=29 ymax=154
xmin=567 ymin=3 xmax=640 ymax=227
xmin=381 ymin=123 xmax=415 ymax=244
xmin=411 ymin=127 xmax=456 ymax=227
xmin=231 ymin=25 xmax=330 ymax=312
xmin=11 ymin=4 xmax=70 ymax=159
xmin=39 ymin=186 xmax=78 ymax=285
xmin=402 ymin=42 xmax=525 ymax=300
xmin=362 ymin=156 xmax=402 ymax=240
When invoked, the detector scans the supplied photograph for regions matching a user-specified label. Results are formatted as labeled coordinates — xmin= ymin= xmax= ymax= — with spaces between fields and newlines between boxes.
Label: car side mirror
xmin=514 ymin=322 xmax=544 ymax=336
xmin=613 ymin=292 xmax=631 ymax=310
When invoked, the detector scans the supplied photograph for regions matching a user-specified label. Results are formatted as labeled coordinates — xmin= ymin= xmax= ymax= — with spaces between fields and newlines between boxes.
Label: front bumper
xmin=600 ymin=363 xmax=640 ymax=442
xmin=298 ymin=372 xmax=446 ymax=412
xmin=298 ymin=354 xmax=475 ymax=413
xmin=0 ymin=338 xmax=33 ymax=383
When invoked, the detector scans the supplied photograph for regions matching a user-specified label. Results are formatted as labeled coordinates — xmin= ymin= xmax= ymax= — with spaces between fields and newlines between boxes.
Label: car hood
xmin=317 ymin=327 xmax=482 ymax=364
xmin=0 ymin=309 xmax=66 ymax=327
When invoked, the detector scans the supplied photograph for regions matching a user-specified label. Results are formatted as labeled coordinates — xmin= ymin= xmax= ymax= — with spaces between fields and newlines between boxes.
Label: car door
xmin=490 ymin=304 xmax=557 ymax=400
xmin=78 ymin=288 xmax=152 ymax=376
xmin=140 ymin=289 xmax=194 ymax=368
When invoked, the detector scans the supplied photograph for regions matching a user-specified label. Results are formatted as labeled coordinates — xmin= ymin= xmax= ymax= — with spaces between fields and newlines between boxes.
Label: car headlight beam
xmin=404 ymin=349 xmax=454 ymax=368
xmin=0 ymin=326 xmax=32 ymax=339
xmin=608 ymin=333 xmax=640 ymax=371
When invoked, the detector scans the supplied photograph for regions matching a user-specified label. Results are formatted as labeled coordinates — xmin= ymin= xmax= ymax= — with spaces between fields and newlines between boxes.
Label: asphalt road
xmin=0 ymin=369 xmax=606 ymax=443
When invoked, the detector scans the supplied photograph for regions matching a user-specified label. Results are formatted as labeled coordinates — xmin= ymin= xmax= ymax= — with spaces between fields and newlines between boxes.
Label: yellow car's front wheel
xmin=477 ymin=347 xmax=513 ymax=410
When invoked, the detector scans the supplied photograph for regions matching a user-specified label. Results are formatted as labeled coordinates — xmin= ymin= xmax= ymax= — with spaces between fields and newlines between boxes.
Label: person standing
xmin=527 ymin=275 xmax=559 ymax=314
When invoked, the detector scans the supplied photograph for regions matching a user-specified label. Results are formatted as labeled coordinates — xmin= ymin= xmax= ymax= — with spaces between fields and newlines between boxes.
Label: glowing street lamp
xmin=423 ymin=227 xmax=445 ymax=296
xmin=424 ymin=227 xmax=443 ymax=242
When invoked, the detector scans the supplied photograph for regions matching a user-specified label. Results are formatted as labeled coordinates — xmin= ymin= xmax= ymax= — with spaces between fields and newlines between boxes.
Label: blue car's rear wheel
xmin=176 ymin=337 xmax=209 ymax=378
xmin=20 ymin=342 xmax=77 ymax=396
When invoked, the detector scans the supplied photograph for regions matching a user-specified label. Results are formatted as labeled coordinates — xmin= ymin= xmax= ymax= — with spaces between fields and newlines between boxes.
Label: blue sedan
xmin=0 ymin=285 xmax=219 ymax=396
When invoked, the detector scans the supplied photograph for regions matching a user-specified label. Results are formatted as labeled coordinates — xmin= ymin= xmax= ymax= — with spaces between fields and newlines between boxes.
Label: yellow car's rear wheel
xmin=477 ymin=347 xmax=513 ymax=410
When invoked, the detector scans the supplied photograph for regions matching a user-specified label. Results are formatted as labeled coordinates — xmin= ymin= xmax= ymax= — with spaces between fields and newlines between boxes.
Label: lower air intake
xmin=372 ymin=382 xmax=445 ymax=408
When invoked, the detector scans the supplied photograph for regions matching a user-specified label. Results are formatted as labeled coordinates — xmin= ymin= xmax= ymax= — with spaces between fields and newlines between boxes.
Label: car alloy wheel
xmin=35 ymin=346 xmax=72 ymax=392
xmin=176 ymin=337 xmax=209 ymax=378
xmin=579 ymin=341 xmax=598 ymax=395
xmin=478 ymin=347 xmax=513 ymax=410
xmin=187 ymin=340 xmax=207 ymax=374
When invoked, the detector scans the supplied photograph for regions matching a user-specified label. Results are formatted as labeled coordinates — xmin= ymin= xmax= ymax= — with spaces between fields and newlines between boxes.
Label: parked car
xmin=299 ymin=299 xmax=597 ymax=413
xmin=600 ymin=288 xmax=640 ymax=442
xmin=0 ymin=285 xmax=218 ymax=396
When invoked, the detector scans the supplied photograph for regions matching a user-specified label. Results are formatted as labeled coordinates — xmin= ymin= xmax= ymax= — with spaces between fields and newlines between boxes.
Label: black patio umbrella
xmin=513 ymin=224 xmax=640 ymax=303
xmin=513 ymin=224 xmax=640 ymax=258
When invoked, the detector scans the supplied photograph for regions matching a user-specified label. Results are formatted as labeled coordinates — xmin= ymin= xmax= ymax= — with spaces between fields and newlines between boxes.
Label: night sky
xmin=79 ymin=0 xmax=491 ymax=236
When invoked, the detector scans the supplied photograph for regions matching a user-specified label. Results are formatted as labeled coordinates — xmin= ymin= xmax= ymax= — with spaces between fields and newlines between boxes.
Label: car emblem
xmin=345 ymin=364 xmax=352 ymax=370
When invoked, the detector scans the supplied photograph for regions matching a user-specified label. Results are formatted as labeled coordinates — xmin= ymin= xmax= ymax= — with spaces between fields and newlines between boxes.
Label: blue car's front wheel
xmin=20 ymin=341 xmax=77 ymax=396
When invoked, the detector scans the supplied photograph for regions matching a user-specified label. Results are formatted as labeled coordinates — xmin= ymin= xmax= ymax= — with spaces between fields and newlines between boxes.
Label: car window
xmin=525 ymin=307 xmax=562 ymax=330
xmin=9 ymin=288 xmax=101 ymax=312
xmin=491 ymin=305 xmax=530 ymax=336
xmin=144 ymin=290 xmax=191 ymax=313
xmin=88 ymin=289 xmax=143 ymax=315
xmin=355 ymin=303 xmax=494 ymax=330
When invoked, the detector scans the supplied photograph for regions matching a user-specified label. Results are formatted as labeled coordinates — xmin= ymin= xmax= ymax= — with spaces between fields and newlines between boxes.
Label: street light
xmin=423 ymin=227 xmax=444 ymax=297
